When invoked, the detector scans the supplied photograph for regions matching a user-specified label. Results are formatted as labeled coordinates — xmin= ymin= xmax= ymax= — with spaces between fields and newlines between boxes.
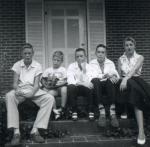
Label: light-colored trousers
xmin=6 ymin=89 xmax=54 ymax=129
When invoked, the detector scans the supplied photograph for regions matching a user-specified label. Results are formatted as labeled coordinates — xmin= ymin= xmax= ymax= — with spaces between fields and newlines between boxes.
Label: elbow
xmin=140 ymin=55 xmax=144 ymax=63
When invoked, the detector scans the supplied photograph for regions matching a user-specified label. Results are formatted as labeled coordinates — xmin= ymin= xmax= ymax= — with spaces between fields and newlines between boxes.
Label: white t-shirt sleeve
xmin=42 ymin=68 xmax=50 ymax=78
xmin=67 ymin=64 xmax=76 ymax=85
xmin=61 ymin=67 xmax=67 ymax=79
xmin=11 ymin=62 xmax=20 ymax=75
xmin=35 ymin=64 xmax=42 ymax=77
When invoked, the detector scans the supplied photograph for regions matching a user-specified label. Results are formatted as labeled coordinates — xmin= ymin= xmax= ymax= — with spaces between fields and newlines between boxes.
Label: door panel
xmin=67 ymin=19 xmax=79 ymax=48
xmin=52 ymin=19 xmax=65 ymax=48
xmin=45 ymin=2 xmax=86 ymax=68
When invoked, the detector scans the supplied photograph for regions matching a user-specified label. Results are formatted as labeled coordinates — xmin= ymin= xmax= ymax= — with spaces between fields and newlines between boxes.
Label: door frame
xmin=44 ymin=0 xmax=87 ymax=68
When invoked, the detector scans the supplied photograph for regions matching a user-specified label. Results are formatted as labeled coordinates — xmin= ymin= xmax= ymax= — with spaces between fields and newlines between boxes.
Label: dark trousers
xmin=67 ymin=84 xmax=94 ymax=112
xmin=91 ymin=78 xmax=116 ymax=106
xmin=116 ymin=77 xmax=150 ymax=110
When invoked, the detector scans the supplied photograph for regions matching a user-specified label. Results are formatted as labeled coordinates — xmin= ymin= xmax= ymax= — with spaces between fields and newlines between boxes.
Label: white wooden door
xmin=45 ymin=2 xmax=86 ymax=68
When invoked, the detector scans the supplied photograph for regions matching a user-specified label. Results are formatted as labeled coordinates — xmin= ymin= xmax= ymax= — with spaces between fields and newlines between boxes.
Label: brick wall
xmin=0 ymin=0 xmax=25 ymax=94
xmin=0 ymin=0 xmax=150 ymax=94
xmin=105 ymin=0 xmax=150 ymax=83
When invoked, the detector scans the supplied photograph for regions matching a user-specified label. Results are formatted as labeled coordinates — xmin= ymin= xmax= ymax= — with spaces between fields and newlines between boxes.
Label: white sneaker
xmin=89 ymin=112 xmax=94 ymax=121
xmin=137 ymin=137 xmax=146 ymax=145
xmin=72 ymin=112 xmax=78 ymax=121
xmin=53 ymin=109 xmax=61 ymax=120
xmin=120 ymin=113 xmax=127 ymax=119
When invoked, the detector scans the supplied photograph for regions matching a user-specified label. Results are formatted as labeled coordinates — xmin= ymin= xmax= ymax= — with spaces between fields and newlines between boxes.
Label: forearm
xmin=13 ymin=72 xmax=19 ymax=90
xmin=41 ymin=78 xmax=49 ymax=89
xmin=13 ymin=83 xmax=18 ymax=90
xmin=32 ymin=85 xmax=39 ymax=95
xmin=32 ymin=75 xmax=41 ymax=95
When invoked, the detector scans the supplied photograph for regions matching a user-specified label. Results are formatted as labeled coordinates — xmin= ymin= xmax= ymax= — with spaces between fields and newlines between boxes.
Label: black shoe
xmin=11 ymin=134 xmax=20 ymax=145
xmin=31 ymin=133 xmax=45 ymax=143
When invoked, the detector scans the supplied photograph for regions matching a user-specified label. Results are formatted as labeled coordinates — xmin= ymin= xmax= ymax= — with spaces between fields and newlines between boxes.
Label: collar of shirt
xmin=123 ymin=51 xmax=137 ymax=59
xmin=90 ymin=58 xmax=118 ymax=78
xmin=91 ymin=58 xmax=112 ymax=67
xmin=120 ymin=51 xmax=142 ymax=76
xmin=20 ymin=59 xmax=37 ymax=70
xmin=74 ymin=61 xmax=87 ymax=71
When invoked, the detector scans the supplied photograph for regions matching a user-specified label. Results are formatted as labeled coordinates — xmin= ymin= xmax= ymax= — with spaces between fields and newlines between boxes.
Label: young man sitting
xmin=67 ymin=48 xmax=96 ymax=121
xmin=6 ymin=43 xmax=54 ymax=145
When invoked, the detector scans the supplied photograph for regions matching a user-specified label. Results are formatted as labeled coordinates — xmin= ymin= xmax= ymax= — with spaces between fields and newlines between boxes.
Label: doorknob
xmin=81 ymin=43 xmax=85 ymax=46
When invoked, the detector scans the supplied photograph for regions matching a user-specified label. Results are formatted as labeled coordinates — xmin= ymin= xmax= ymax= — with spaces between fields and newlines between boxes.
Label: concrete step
xmin=5 ymin=119 xmax=150 ymax=147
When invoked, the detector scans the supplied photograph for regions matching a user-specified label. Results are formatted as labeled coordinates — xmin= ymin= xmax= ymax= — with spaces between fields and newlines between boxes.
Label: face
xmin=53 ymin=56 xmax=62 ymax=68
xmin=22 ymin=48 xmax=34 ymax=65
xmin=75 ymin=51 xmax=86 ymax=64
xmin=96 ymin=47 xmax=106 ymax=63
xmin=124 ymin=40 xmax=135 ymax=56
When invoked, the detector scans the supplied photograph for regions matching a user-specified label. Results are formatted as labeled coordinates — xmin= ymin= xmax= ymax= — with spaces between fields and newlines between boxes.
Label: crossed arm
xmin=13 ymin=72 xmax=40 ymax=98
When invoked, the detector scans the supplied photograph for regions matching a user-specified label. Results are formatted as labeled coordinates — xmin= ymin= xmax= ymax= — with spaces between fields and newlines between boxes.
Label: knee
xmin=5 ymin=90 xmax=15 ymax=102
xmin=107 ymin=79 xmax=113 ymax=85
xmin=91 ymin=78 xmax=99 ymax=84
xmin=61 ymin=86 xmax=67 ymax=93
xmin=67 ymin=84 xmax=76 ymax=90
xmin=46 ymin=94 xmax=55 ymax=104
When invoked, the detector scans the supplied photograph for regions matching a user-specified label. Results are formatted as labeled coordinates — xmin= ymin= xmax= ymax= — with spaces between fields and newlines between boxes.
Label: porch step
xmin=5 ymin=138 xmax=150 ymax=147
xmin=5 ymin=119 xmax=150 ymax=147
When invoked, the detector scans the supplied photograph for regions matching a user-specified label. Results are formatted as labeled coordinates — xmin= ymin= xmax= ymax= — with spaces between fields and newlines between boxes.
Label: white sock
xmin=110 ymin=104 xmax=116 ymax=116
xmin=99 ymin=104 xmax=105 ymax=115
xmin=30 ymin=127 xmax=38 ymax=134
xmin=14 ymin=128 xmax=20 ymax=135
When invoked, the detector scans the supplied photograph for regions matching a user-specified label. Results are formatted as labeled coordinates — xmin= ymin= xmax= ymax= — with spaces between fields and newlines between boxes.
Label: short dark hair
xmin=75 ymin=48 xmax=86 ymax=56
xmin=22 ymin=43 xmax=34 ymax=52
xmin=96 ymin=44 xmax=106 ymax=52
xmin=123 ymin=36 xmax=136 ymax=47
xmin=53 ymin=51 xmax=64 ymax=61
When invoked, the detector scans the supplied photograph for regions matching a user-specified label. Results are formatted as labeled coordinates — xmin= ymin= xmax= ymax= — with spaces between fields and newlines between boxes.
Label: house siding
xmin=105 ymin=0 xmax=150 ymax=83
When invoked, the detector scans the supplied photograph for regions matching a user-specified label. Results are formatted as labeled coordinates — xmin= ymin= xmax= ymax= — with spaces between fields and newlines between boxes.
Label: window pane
xmin=52 ymin=19 xmax=65 ymax=48
xmin=66 ymin=9 xmax=79 ymax=16
xmin=51 ymin=9 xmax=64 ymax=16
xmin=67 ymin=19 xmax=79 ymax=48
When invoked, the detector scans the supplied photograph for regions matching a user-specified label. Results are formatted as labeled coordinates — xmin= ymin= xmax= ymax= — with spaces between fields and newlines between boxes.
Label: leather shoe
xmin=31 ymin=133 xmax=45 ymax=143
xmin=110 ymin=114 xmax=119 ymax=128
xmin=11 ymin=134 xmax=20 ymax=145
xmin=98 ymin=114 xmax=106 ymax=127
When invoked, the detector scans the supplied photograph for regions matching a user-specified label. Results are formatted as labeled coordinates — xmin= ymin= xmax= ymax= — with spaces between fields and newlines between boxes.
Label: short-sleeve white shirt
xmin=67 ymin=62 xmax=96 ymax=85
xmin=89 ymin=58 xmax=119 ymax=79
xmin=12 ymin=59 xmax=42 ymax=86
xmin=119 ymin=51 xmax=142 ymax=77
xmin=42 ymin=66 xmax=67 ymax=81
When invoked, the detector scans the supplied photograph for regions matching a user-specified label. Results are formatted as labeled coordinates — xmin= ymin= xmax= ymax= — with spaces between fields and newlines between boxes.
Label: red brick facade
xmin=0 ymin=0 xmax=25 ymax=93
xmin=0 ymin=0 xmax=150 ymax=93
xmin=105 ymin=0 xmax=150 ymax=83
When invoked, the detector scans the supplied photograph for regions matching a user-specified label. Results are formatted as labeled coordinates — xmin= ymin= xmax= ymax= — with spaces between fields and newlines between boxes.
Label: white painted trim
xmin=45 ymin=1 xmax=84 ymax=5
xmin=86 ymin=0 xmax=90 ymax=62
xmin=44 ymin=1 xmax=86 ymax=68
xmin=103 ymin=0 xmax=106 ymax=45
xmin=25 ymin=0 xmax=28 ymax=42
xmin=44 ymin=2 xmax=49 ymax=68
xmin=86 ymin=0 xmax=106 ymax=61
xmin=42 ymin=0 xmax=46 ymax=70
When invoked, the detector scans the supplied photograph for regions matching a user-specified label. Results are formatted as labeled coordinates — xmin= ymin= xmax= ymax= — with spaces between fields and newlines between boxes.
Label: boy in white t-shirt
xmin=41 ymin=51 xmax=67 ymax=120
